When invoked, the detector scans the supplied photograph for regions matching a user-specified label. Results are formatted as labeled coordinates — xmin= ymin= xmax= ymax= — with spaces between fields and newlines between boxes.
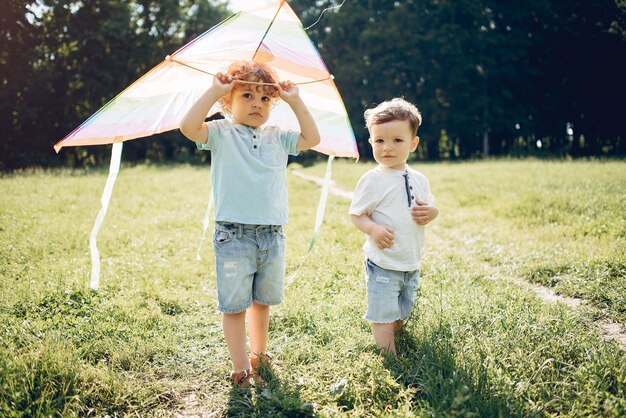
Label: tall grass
xmin=1 ymin=160 xmax=624 ymax=416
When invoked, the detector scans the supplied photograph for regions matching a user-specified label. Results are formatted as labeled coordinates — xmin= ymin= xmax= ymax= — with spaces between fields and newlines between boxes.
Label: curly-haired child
xmin=180 ymin=60 xmax=320 ymax=387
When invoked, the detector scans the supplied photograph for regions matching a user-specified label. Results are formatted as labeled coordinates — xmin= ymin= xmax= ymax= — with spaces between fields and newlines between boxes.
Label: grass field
xmin=1 ymin=159 xmax=625 ymax=416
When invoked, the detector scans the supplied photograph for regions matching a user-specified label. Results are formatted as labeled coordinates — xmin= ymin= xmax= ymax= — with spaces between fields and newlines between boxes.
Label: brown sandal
xmin=230 ymin=368 xmax=253 ymax=388
xmin=250 ymin=352 xmax=273 ymax=385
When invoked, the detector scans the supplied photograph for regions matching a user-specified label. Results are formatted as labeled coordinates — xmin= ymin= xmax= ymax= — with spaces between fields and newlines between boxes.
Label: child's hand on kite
xmin=277 ymin=80 xmax=300 ymax=103
xmin=213 ymin=72 xmax=235 ymax=96
xmin=412 ymin=199 xmax=439 ymax=225
xmin=371 ymin=224 xmax=395 ymax=249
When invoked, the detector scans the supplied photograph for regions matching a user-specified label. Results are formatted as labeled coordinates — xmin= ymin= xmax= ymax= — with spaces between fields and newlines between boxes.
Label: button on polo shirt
xmin=196 ymin=119 xmax=300 ymax=225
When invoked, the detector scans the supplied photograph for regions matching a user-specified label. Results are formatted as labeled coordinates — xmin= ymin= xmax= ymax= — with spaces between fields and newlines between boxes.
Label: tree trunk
xmin=482 ymin=129 xmax=489 ymax=158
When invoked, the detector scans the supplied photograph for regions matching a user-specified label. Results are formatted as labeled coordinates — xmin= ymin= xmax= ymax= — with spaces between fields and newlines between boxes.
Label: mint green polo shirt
xmin=197 ymin=119 xmax=300 ymax=225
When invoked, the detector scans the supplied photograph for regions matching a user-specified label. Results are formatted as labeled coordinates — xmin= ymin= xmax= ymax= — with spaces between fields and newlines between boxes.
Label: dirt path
xmin=510 ymin=277 xmax=626 ymax=351
xmin=292 ymin=170 xmax=626 ymax=352
xmin=291 ymin=169 xmax=354 ymax=200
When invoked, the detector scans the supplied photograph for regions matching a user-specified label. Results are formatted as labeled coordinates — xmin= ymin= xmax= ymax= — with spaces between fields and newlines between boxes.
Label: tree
xmin=292 ymin=0 xmax=626 ymax=160
xmin=1 ymin=0 xmax=228 ymax=169
xmin=3 ymin=0 xmax=625 ymax=169
xmin=0 ymin=0 xmax=43 ymax=169
xmin=528 ymin=0 xmax=626 ymax=156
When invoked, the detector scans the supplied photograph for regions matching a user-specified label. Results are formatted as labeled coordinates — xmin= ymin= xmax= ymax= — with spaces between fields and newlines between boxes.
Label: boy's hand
xmin=212 ymin=72 xmax=235 ymax=96
xmin=412 ymin=199 xmax=439 ymax=225
xmin=371 ymin=224 xmax=395 ymax=249
xmin=277 ymin=80 xmax=300 ymax=104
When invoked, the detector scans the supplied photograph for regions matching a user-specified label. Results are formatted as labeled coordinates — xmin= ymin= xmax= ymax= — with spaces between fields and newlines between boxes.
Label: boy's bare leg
xmin=393 ymin=319 xmax=405 ymax=333
xmin=223 ymin=312 xmax=250 ymax=372
xmin=371 ymin=323 xmax=397 ymax=355
xmin=248 ymin=301 xmax=270 ymax=358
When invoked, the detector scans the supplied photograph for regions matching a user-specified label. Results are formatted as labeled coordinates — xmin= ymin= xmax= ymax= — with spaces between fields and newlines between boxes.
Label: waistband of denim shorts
xmin=216 ymin=221 xmax=282 ymax=235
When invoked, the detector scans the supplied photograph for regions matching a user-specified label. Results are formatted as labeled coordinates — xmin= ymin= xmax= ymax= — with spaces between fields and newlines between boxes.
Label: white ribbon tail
xmin=286 ymin=155 xmax=334 ymax=287
xmin=196 ymin=188 xmax=214 ymax=261
xmin=89 ymin=142 xmax=123 ymax=290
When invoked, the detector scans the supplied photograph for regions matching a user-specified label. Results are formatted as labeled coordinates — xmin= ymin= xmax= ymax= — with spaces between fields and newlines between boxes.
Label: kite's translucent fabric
xmin=54 ymin=0 xmax=358 ymax=159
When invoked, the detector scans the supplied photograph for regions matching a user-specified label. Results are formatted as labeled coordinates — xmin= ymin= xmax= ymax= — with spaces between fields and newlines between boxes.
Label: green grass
xmin=1 ymin=160 xmax=625 ymax=416
xmin=300 ymin=159 xmax=626 ymax=323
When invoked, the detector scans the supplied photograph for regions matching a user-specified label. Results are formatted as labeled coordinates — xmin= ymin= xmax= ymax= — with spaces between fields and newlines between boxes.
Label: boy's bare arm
xmin=278 ymin=81 xmax=320 ymax=151
xmin=351 ymin=214 xmax=395 ymax=249
xmin=180 ymin=73 xmax=233 ymax=144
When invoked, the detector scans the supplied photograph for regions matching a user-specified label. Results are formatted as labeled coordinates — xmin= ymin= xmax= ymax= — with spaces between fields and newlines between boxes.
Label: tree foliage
xmin=1 ymin=0 xmax=228 ymax=169
xmin=292 ymin=0 xmax=626 ymax=160
xmin=1 ymin=0 xmax=625 ymax=169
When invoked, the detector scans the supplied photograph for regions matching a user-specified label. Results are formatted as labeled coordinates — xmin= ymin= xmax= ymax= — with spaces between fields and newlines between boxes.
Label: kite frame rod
xmin=165 ymin=56 xmax=334 ymax=85
xmin=252 ymin=0 xmax=286 ymax=60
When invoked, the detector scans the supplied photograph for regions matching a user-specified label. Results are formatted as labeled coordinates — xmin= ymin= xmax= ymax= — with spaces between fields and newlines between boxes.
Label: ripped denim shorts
xmin=213 ymin=221 xmax=286 ymax=314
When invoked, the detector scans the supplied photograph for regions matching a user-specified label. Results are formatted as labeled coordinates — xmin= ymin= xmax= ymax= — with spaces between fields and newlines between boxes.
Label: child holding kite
xmin=180 ymin=60 xmax=320 ymax=387
xmin=349 ymin=98 xmax=438 ymax=356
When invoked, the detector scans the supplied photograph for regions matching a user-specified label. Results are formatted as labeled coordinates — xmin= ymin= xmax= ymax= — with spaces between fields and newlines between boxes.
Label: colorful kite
xmin=54 ymin=0 xmax=358 ymax=158
xmin=55 ymin=0 xmax=358 ymax=290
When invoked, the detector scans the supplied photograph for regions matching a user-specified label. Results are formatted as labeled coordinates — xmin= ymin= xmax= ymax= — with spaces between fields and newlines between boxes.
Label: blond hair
xmin=364 ymin=98 xmax=422 ymax=135
xmin=219 ymin=60 xmax=280 ymax=113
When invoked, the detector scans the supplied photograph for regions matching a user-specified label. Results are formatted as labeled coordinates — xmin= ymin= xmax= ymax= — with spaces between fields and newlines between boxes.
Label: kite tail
xmin=285 ymin=155 xmax=334 ymax=287
xmin=89 ymin=142 xmax=123 ymax=290
xmin=196 ymin=187 xmax=214 ymax=261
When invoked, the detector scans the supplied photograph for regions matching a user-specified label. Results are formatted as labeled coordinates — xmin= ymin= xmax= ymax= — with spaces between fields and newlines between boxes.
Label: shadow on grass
xmin=226 ymin=364 xmax=314 ymax=417
xmin=384 ymin=321 xmax=526 ymax=417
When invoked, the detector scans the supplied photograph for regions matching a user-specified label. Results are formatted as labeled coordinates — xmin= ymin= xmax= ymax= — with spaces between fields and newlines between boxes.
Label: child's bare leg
xmin=248 ymin=301 xmax=270 ymax=357
xmin=223 ymin=312 xmax=250 ymax=371
xmin=393 ymin=319 xmax=404 ymax=333
xmin=371 ymin=322 xmax=397 ymax=355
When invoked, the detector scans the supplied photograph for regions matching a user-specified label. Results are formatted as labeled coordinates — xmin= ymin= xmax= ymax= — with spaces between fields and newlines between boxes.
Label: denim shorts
xmin=364 ymin=259 xmax=420 ymax=323
xmin=213 ymin=221 xmax=286 ymax=314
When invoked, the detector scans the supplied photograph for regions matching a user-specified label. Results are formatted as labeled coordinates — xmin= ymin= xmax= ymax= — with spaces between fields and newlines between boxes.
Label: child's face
xmin=368 ymin=120 xmax=419 ymax=170
xmin=230 ymin=84 xmax=273 ymax=128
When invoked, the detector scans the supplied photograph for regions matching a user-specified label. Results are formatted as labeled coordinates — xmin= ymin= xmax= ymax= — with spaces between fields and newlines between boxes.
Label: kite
xmin=55 ymin=0 xmax=358 ymax=289
xmin=54 ymin=1 xmax=357 ymax=157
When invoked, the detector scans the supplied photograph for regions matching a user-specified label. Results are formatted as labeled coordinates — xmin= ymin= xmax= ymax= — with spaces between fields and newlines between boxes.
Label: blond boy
xmin=349 ymin=98 xmax=438 ymax=355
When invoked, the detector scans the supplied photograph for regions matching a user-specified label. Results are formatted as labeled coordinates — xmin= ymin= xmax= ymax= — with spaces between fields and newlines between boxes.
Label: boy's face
xmin=230 ymin=84 xmax=272 ymax=128
xmin=368 ymin=119 xmax=419 ymax=170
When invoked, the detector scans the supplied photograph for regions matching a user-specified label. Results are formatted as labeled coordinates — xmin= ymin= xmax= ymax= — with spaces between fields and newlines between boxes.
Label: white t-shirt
xmin=349 ymin=164 xmax=434 ymax=271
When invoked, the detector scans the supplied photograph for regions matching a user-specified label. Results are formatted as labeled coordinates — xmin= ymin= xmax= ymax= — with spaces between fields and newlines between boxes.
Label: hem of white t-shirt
xmin=367 ymin=256 xmax=420 ymax=272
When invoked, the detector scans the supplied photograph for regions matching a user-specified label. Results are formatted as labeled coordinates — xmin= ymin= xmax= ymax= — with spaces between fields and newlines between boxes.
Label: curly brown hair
xmin=219 ymin=60 xmax=281 ymax=114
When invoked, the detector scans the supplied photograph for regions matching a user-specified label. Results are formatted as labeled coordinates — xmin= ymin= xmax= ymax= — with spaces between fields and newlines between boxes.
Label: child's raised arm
xmin=277 ymin=81 xmax=320 ymax=151
xmin=180 ymin=73 xmax=234 ymax=144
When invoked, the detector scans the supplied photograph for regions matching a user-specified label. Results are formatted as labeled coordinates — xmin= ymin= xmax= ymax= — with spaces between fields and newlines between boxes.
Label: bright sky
xmin=220 ymin=0 xmax=279 ymax=12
